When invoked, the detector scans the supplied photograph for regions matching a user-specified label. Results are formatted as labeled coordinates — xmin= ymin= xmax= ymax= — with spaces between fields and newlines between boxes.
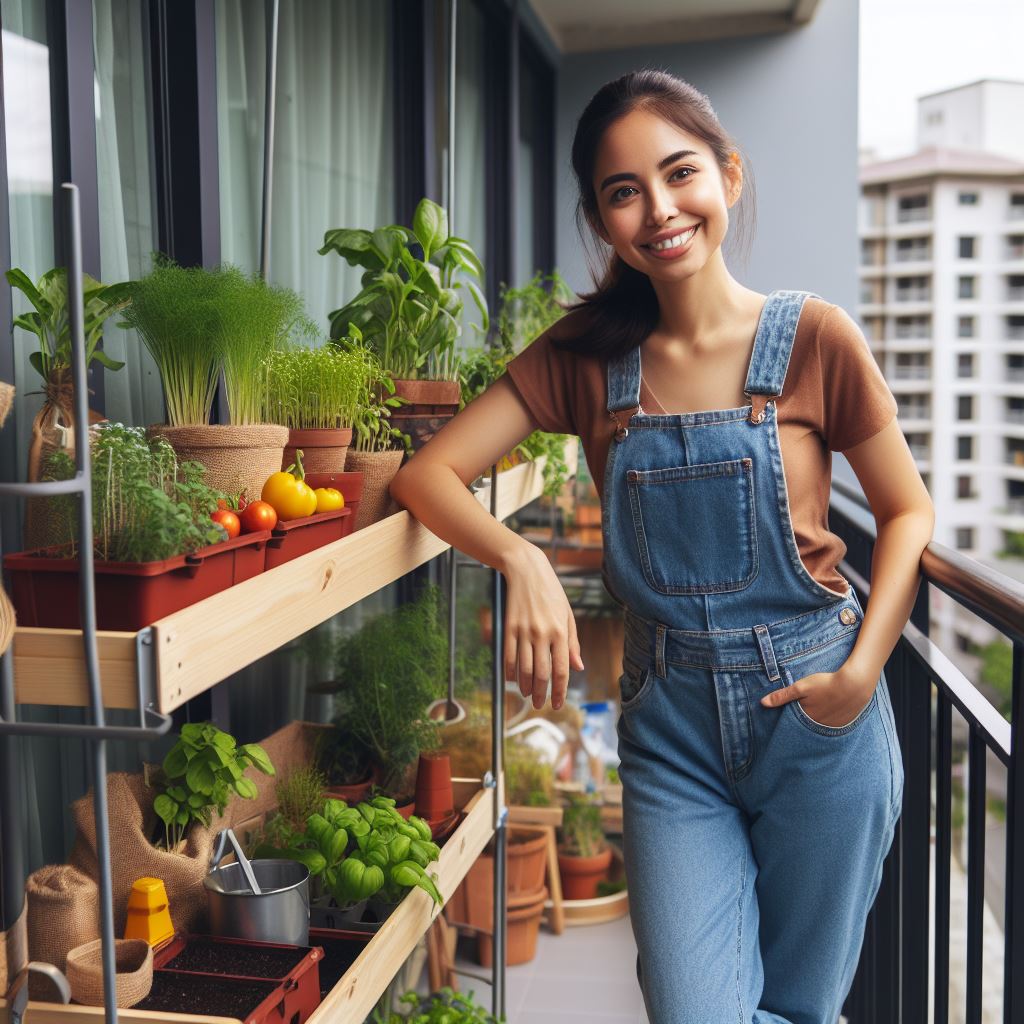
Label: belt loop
xmin=655 ymin=623 xmax=667 ymax=679
xmin=752 ymin=623 xmax=780 ymax=680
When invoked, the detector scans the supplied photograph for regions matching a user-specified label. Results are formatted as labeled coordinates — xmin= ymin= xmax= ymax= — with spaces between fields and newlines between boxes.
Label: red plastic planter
xmin=264 ymin=508 xmax=352 ymax=570
xmin=4 ymin=531 xmax=271 ymax=631
xmin=146 ymin=934 xmax=323 ymax=1024
xmin=304 ymin=472 xmax=362 ymax=536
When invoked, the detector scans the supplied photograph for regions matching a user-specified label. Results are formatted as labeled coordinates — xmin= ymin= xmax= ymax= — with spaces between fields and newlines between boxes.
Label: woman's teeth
xmin=647 ymin=224 xmax=699 ymax=251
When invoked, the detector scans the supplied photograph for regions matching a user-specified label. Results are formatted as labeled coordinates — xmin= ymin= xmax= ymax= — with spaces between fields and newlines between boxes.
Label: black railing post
xmin=1005 ymin=640 xmax=1024 ymax=1024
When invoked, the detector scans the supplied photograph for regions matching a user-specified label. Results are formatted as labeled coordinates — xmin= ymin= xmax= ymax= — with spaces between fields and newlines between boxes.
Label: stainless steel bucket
xmin=204 ymin=860 xmax=310 ymax=946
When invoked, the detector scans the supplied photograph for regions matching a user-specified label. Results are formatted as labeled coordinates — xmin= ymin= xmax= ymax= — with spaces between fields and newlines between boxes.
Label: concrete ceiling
xmin=528 ymin=0 xmax=822 ymax=54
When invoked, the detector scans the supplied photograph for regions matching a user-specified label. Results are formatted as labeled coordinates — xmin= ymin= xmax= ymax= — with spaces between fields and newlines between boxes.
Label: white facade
xmin=858 ymin=81 xmax=1024 ymax=655
xmin=918 ymin=80 xmax=1024 ymax=163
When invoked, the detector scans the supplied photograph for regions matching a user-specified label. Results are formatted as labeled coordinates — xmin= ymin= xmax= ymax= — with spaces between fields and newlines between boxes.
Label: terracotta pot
xmin=283 ymin=427 xmax=353 ymax=476
xmin=323 ymin=775 xmax=375 ymax=805
xmin=558 ymin=847 xmax=613 ymax=900
xmin=476 ymin=885 xmax=547 ymax=967
xmin=389 ymin=378 xmax=461 ymax=452
xmin=414 ymin=753 xmax=453 ymax=821
xmin=394 ymin=799 xmax=415 ymax=820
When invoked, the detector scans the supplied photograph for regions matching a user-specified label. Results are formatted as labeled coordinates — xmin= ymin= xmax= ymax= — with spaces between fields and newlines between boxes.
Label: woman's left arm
xmin=762 ymin=417 xmax=935 ymax=722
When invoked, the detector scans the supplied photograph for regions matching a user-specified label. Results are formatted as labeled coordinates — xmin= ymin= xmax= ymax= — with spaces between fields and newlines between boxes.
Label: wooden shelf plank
xmin=10 ymin=443 xmax=569 ymax=713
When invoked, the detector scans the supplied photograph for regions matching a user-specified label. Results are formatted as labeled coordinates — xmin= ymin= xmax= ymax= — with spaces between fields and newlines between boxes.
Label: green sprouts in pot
xmin=263 ymin=343 xmax=367 ymax=430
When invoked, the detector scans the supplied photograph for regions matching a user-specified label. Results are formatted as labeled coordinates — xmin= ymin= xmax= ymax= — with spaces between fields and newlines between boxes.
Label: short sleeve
xmin=818 ymin=304 xmax=898 ymax=452
xmin=502 ymin=330 xmax=580 ymax=436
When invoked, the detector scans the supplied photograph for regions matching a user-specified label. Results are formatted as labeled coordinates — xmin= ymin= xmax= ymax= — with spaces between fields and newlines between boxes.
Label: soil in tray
xmin=136 ymin=973 xmax=277 ymax=1018
xmin=314 ymin=935 xmax=371 ymax=998
xmin=163 ymin=938 xmax=309 ymax=978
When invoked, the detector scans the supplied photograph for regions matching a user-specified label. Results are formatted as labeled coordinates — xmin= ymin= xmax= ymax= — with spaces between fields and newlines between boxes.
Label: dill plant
xmin=263 ymin=343 xmax=366 ymax=430
xmin=44 ymin=423 xmax=226 ymax=562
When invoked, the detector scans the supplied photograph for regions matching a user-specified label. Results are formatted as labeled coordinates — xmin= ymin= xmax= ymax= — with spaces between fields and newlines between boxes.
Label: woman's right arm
xmin=388 ymin=373 xmax=584 ymax=711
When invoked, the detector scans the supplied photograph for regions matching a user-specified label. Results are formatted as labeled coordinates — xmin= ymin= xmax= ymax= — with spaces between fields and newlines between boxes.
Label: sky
xmin=858 ymin=0 xmax=1024 ymax=159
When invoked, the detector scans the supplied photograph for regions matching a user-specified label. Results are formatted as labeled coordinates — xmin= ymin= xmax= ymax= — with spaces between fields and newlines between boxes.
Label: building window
xmin=958 ymin=275 xmax=976 ymax=299
xmin=1008 ymin=274 xmax=1024 ymax=301
xmin=1011 ymin=193 xmax=1024 ymax=219
xmin=1007 ymin=234 xmax=1024 ymax=260
xmin=956 ymin=475 xmax=974 ymax=499
xmin=957 ymin=315 xmax=975 ymax=338
xmin=957 ymin=435 xmax=973 ymax=460
xmin=957 ymin=352 xmax=974 ymax=377
xmin=955 ymin=527 xmax=974 ymax=550
xmin=957 ymin=395 xmax=974 ymax=420
xmin=1009 ymin=354 xmax=1024 ymax=380
xmin=896 ymin=236 xmax=929 ymax=262
xmin=958 ymin=236 xmax=976 ymax=259
xmin=895 ymin=275 xmax=930 ymax=302
xmin=959 ymin=191 xmax=979 ymax=206
xmin=1008 ymin=315 xmax=1024 ymax=341
xmin=895 ymin=315 xmax=930 ymax=338
xmin=897 ymin=193 xmax=929 ymax=222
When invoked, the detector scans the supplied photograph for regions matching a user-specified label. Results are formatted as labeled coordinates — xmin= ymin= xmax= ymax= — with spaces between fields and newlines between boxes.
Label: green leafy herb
xmin=263 ymin=344 xmax=368 ymax=430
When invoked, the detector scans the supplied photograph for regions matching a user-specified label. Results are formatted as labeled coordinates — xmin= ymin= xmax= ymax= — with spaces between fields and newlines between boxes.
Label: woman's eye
xmin=610 ymin=168 xmax=694 ymax=204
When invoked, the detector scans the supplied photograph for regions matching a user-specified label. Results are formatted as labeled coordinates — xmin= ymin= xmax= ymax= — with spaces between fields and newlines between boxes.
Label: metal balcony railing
xmin=830 ymin=478 xmax=1024 ymax=1024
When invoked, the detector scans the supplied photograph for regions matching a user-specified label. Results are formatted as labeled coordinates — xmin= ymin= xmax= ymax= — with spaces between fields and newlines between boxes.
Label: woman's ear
xmin=723 ymin=160 xmax=743 ymax=209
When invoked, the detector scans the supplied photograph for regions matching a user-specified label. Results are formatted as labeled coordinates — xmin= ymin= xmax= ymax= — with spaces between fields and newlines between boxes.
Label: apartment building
xmin=859 ymin=80 xmax=1024 ymax=654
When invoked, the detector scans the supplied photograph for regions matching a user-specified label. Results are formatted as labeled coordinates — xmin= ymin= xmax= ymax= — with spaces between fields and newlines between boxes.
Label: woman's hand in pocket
xmin=503 ymin=542 xmax=584 ymax=711
xmin=760 ymin=664 xmax=875 ymax=728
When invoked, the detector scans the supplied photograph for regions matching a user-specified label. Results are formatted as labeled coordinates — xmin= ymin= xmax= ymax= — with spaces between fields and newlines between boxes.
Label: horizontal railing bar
xmin=0 ymin=475 xmax=88 ymax=498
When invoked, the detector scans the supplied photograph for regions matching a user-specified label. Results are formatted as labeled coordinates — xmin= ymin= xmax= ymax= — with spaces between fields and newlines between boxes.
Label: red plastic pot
xmin=264 ymin=509 xmax=351 ymax=570
xmin=4 ymin=531 xmax=271 ymax=631
xmin=145 ymin=933 xmax=323 ymax=1024
xmin=304 ymin=471 xmax=362 ymax=537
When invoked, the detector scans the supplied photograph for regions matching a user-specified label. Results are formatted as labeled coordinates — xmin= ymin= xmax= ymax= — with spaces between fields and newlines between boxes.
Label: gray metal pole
xmin=448 ymin=0 xmax=457 ymax=231
xmin=259 ymin=0 xmax=280 ymax=282
xmin=490 ymin=464 xmax=507 ymax=1018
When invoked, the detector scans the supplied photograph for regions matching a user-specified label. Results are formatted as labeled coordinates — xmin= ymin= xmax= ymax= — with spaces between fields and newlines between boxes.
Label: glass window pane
xmin=2 ymin=0 xmax=54 ymax=480
xmin=93 ymin=0 xmax=164 ymax=428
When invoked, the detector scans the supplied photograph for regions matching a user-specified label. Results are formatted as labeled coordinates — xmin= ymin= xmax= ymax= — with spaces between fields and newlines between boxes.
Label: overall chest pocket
xmin=625 ymin=457 xmax=758 ymax=595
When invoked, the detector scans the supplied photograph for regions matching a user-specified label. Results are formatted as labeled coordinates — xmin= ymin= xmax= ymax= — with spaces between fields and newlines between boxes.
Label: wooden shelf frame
xmin=11 ymin=448 xmax=563 ymax=715
xmin=0 ymin=779 xmax=497 ymax=1024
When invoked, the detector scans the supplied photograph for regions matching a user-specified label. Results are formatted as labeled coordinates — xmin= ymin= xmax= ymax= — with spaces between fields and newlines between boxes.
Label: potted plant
xmin=3 ymin=423 xmax=270 ymax=631
xmin=372 ymin=986 xmax=504 ymax=1024
xmin=459 ymin=270 xmax=575 ymax=497
xmin=556 ymin=793 xmax=612 ymax=900
xmin=149 ymin=722 xmax=275 ymax=850
xmin=6 ymin=266 xmax=130 ymax=547
xmin=120 ymin=258 xmax=312 ymax=502
xmin=320 ymin=198 xmax=488 ymax=451
xmin=336 ymin=330 xmax=411 ymax=529
xmin=315 ymin=726 xmax=376 ymax=805
xmin=264 ymin=342 xmax=368 ymax=474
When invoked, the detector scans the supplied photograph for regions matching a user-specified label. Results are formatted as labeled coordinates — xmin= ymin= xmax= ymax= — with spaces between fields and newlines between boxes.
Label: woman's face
xmin=590 ymin=107 xmax=740 ymax=282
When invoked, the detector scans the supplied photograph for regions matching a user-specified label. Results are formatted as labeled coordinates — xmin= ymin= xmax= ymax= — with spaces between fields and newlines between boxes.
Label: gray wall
xmin=554 ymin=0 xmax=860 ymax=312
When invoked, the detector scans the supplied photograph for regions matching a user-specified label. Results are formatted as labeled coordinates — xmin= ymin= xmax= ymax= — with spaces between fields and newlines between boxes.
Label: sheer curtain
xmin=217 ymin=0 xmax=394 ymax=336
xmin=453 ymin=0 xmax=488 ymax=351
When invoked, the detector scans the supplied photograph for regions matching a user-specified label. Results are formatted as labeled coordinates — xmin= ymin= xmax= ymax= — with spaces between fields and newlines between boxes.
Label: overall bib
xmin=601 ymin=290 xmax=904 ymax=1024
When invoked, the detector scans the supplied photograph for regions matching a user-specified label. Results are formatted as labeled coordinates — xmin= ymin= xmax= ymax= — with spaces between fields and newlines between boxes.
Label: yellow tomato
xmin=314 ymin=487 xmax=344 ymax=513
xmin=261 ymin=450 xmax=318 ymax=521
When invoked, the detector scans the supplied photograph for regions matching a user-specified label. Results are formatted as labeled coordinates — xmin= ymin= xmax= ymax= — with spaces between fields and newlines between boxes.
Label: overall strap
xmin=743 ymin=290 xmax=821 ymax=400
xmin=606 ymin=345 xmax=641 ymax=440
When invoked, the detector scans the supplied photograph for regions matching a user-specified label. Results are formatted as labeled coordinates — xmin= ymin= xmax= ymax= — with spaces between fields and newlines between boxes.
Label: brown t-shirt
xmin=502 ymin=297 xmax=898 ymax=597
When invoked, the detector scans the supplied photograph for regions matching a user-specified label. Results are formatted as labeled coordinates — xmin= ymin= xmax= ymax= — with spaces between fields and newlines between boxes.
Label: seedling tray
xmin=4 ymin=530 xmax=271 ymax=630
xmin=147 ymin=934 xmax=324 ymax=1024
xmin=303 ymin=472 xmax=362 ymax=535
xmin=265 ymin=508 xmax=352 ymax=569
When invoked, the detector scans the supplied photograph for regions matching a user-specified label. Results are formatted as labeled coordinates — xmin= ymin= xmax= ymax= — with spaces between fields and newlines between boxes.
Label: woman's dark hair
xmin=550 ymin=68 xmax=756 ymax=359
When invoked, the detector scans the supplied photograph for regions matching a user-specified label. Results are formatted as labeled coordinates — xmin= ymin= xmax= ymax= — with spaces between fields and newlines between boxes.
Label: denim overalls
xmin=601 ymin=290 xmax=904 ymax=1024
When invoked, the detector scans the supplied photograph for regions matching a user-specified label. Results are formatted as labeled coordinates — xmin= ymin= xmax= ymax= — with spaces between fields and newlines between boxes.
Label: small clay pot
xmin=283 ymin=427 xmax=353 ymax=476
xmin=558 ymin=847 xmax=613 ymax=901
xmin=414 ymin=752 xmax=453 ymax=821
xmin=476 ymin=886 xmax=547 ymax=967
xmin=324 ymin=773 xmax=375 ymax=805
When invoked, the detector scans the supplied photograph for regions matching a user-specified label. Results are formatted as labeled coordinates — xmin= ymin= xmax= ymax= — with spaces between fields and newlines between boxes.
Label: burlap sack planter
xmin=3 ymin=529 xmax=270 ymax=631
xmin=147 ymin=423 xmax=288 ymax=503
xmin=388 ymin=379 xmax=461 ymax=453
xmin=342 ymin=450 xmax=404 ymax=530
xmin=70 ymin=772 xmax=217 ymax=937
xmin=25 ymin=864 xmax=99 ymax=999
xmin=283 ymin=427 xmax=352 ymax=476
xmin=66 ymin=938 xmax=153 ymax=1008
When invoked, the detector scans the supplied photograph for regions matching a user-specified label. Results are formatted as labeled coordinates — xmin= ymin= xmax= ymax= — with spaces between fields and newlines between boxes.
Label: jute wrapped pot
xmin=343 ymin=449 xmax=404 ymax=530
xmin=69 ymin=772 xmax=216 ymax=937
xmin=146 ymin=423 xmax=288 ymax=503
xmin=25 ymin=864 xmax=99 ymax=999
xmin=0 ymin=904 xmax=27 ymax=996
xmin=66 ymin=938 xmax=153 ymax=1008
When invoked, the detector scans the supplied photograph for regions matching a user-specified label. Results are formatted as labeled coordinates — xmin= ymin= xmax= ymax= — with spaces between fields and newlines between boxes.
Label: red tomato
xmin=240 ymin=500 xmax=278 ymax=533
xmin=211 ymin=508 xmax=241 ymax=539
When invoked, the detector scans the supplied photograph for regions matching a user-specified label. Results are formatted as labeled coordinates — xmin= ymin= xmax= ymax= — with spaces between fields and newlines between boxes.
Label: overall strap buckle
xmin=608 ymin=407 xmax=635 ymax=441
xmin=747 ymin=393 xmax=773 ymax=425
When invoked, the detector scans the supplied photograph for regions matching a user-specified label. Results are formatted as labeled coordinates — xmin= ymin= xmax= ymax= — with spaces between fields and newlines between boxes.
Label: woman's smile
xmin=641 ymin=223 xmax=701 ymax=259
